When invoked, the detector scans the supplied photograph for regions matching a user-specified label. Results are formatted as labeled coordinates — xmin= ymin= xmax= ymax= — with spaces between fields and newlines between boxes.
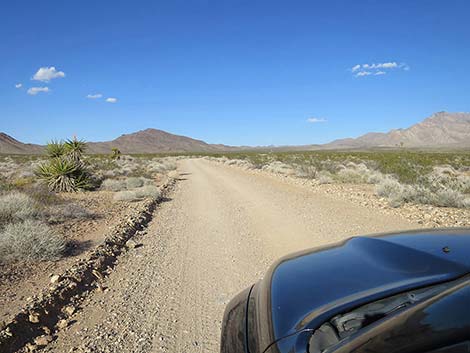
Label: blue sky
xmin=1 ymin=0 xmax=469 ymax=146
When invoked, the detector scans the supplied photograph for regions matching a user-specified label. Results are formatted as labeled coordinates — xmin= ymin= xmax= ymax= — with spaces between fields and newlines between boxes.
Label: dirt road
xmin=44 ymin=159 xmax=420 ymax=353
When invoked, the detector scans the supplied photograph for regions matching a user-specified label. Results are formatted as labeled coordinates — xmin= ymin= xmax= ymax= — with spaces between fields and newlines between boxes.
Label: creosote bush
xmin=0 ymin=220 xmax=65 ymax=263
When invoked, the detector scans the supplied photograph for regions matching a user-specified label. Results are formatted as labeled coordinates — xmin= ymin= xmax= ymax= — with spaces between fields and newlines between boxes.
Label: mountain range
xmin=325 ymin=112 xmax=470 ymax=149
xmin=1 ymin=112 xmax=469 ymax=154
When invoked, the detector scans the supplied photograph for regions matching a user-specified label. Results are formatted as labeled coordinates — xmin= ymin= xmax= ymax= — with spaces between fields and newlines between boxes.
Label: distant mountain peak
xmin=326 ymin=112 xmax=470 ymax=149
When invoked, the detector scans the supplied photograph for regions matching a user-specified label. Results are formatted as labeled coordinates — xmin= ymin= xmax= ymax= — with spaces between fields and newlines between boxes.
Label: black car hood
xmin=264 ymin=229 xmax=470 ymax=349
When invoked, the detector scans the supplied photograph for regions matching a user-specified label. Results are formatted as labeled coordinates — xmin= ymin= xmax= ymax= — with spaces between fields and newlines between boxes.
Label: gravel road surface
xmin=43 ymin=159 xmax=419 ymax=353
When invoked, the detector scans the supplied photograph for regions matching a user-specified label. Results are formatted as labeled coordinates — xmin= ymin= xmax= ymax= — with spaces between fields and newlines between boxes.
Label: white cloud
xmin=307 ymin=117 xmax=327 ymax=123
xmin=351 ymin=61 xmax=409 ymax=77
xmin=351 ymin=64 xmax=361 ymax=72
xmin=106 ymin=97 xmax=117 ymax=103
xmin=15 ymin=83 xmax=22 ymax=88
xmin=27 ymin=86 xmax=50 ymax=95
xmin=355 ymin=71 xmax=372 ymax=77
xmin=377 ymin=62 xmax=398 ymax=69
xmin=32 ymin=66 xmax=65 ymax=82
xmin=87 ymin=93 xmax=103 ymax=99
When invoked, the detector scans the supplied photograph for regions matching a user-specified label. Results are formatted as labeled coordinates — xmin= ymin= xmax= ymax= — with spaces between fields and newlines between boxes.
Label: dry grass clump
xmin=146 ymin=158 xmax=178 ymax=174
xmin=113 ymin=185 xmax=161 ymax=202
xmin=0 ymin=192 xmax=40 ymax=226
xmin=262 ymin=161 xmax=295 ymax=175
xmin=46 ymin=203 xmax=95 ymax=223
xmin=224 ymin=159 xmax=254 ymax=170
xmin=317 ymin=171 xmax=334 ymax=184
xmin=135 ymin=185 xmax=161 ymax=199
xmin=101 ymin=177 xmax=153 ymax=192
xmin=0 ymin=220 xmax=65 ymax=263
xmin=113 ymin=190 xmax=139 ymax=202
xmin=101 ymin=179 xmax=127 ymax=192
xmin=126 ymin=177 xmax=145 ymax=189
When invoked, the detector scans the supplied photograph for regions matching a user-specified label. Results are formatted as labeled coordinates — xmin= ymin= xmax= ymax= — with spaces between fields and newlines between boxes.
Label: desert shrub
xmin=262 ymin=161 xmax=295 ymax=175
xmin=114 ymin=185 xmax=161 ymax=202
xmin=23 ymin=184 xmax=62 ymax=206
xmin=295 ymin=165 xmax=317 ymax=179
xmin=101 ymin=179 xmax=127 ymax=191
xmin=126 ymin=177 xmax=145 ymax=189
xmin=317 ymin=171 xmax=334 ymax=184
xmin=135 ymin=185 xmax=161 ymax=199
xmin=376 ymin=177 xmax=470 ymax=208
xmin=0 ymin=220 xmax=65 ymax=263
xmin=47 ymin=203 xmax=95 ymax=222
xmin=113 ymin=190 xmax=140 ymax=202
xmin=0 ymin=192 xmax=40 ymax=226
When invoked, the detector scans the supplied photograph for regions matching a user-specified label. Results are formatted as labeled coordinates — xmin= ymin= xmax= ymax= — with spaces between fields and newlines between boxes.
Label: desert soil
xmin=0 ymin=191 xmax=147 ymax=324
xmin=42 ymin=159 xmax=421 ymax=353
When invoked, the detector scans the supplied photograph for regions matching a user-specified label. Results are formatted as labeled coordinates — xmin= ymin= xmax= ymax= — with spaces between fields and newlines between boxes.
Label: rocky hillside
xmin=0 ymin=133 xmax=43 ymax=154
xmin=0 ymin=129 xmax=237 ymax=155
xmin=86 ymin=128 xmax=236 ymax=154
xmin=326 ymin=112 xmax=470 ymax=149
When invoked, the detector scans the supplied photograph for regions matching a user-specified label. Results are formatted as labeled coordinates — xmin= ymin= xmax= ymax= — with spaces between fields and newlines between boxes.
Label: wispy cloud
xmin=350 ymin=61 xmax=409 ymax=77
xmin=32 ymin=66 xmax=65 ymax=82
xmin=106 ymin=97 xmax=117 ymax=103
xmin=307 ymin=117 xmax=327 ymax=123
xmin=87 ymin=93 xmax=103 ymax=99
xmin=15 ymin=83 xmax=22 ymax=88
xmin=27 ymin=86 xmax=50 ymax=95
xmin=355 ymin=71 xmax=372 ymax=77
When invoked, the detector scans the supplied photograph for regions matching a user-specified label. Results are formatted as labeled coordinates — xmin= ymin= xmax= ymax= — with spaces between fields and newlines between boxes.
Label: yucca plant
xmin=36 ymin=157 xmax=89 ymax=192
xmin=35 ymin=157 xmax=92 ymax=192
xmin=36 ymin=136 xmax=94 ymax=192
xmin=65 ymin=137 xmax=87 ymax=161
xmin=45 ymin=140 xmax=66 ymax=158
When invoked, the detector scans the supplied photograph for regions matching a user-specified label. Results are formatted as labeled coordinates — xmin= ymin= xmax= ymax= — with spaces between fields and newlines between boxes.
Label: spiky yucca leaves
xmin=65 ymin=138 xmax=87 ymax=161
xmin=35 ymin=157 xmax=92 ymax=192
xmin=45 ymin=140 xmax=66 ymax=158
